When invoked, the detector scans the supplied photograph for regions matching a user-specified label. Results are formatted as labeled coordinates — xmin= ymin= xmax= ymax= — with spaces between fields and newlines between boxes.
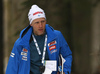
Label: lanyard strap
xmin=32 ymin=34 xmax=47 ymax=64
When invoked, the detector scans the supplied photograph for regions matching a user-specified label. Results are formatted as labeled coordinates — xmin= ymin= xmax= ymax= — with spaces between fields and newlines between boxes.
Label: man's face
xmin=31 ymin=18 xmax=46 ymax=35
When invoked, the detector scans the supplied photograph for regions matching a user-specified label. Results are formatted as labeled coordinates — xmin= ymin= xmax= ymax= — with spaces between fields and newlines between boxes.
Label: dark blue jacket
xmin=6 ymin=24 xmax=72 ymax=74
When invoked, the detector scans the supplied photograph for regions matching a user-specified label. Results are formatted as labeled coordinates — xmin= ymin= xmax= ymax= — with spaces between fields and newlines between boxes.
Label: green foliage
xmin=21 ymin=0 xmax=47 ymax=9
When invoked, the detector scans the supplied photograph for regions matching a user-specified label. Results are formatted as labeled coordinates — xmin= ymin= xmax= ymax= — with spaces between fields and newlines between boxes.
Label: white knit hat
xmin=28 ymin=5 xmax=46 ymax=24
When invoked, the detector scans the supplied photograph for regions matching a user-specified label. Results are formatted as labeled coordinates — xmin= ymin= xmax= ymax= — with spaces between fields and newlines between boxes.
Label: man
xmin=6 ymin=5 xmax=72 ymax=74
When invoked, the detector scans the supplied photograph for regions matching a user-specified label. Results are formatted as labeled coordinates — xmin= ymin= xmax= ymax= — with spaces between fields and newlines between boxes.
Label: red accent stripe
xmin=48 ymin=41 xmax=56 ymax=46
xmin=33 ymin=11 xmax=43 ymax=15
xmin=23 ymin=48 xmax=28 ymax=52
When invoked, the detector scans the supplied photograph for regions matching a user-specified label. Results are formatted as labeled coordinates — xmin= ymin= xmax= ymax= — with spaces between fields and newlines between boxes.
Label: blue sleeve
xmin=59 ymin=32 xmax=72 ymax=74
xmin=6 ymin=39 xmax=20 ymax=74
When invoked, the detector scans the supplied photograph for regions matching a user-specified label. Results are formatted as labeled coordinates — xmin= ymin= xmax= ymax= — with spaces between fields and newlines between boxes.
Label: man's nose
xmin=39 ymin=22 xmax=42 ymax=27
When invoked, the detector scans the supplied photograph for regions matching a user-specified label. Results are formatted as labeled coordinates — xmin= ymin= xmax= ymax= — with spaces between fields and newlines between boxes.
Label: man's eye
xmin=41 ymin=21 xmax=45 ymax=23
xmin=35 ymin=22 xmax=39 ymax=24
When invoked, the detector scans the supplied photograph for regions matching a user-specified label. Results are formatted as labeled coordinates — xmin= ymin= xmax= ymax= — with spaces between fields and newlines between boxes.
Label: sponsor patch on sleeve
xmin=21 ymin=52 xmax=27 ymax=56
xmin=22 ymin=56 xmax=27 ymax=61
xmin=21 ymin=48 xmax=28 ymax=61
xmin=23 ymin=48 xmax=28 ymax=52
xmin=10 ymin=52 xmax=15 ymax=57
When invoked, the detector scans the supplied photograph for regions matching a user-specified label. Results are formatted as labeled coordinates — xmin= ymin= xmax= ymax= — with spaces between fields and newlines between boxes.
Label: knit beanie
xmin=28 ymin=5 xmax=46 ymax=24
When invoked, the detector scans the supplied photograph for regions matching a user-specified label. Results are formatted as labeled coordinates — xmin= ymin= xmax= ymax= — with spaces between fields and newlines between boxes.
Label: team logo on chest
xmin=48 ymin=40 xmax=57 ymax=54
xmin=48 ymin=40 xmax=56 ymax=46
xmin=49 ymin=45 xmax=56 ymax=51
xmin=21 ymin=48 xmax=28 ymax=61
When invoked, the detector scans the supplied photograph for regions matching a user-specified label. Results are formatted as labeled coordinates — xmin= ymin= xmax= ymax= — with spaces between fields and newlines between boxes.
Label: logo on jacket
xmin=33 ymin=11 xmax=43 ymax=16
xmin=51 ymin=49 xmax=57 ymax=54
xmin=48 ymin=41 xmax=56 ymax=46
xmin=49 ymin=45 xmax=56 ymax=51
xmin=10 ymin=52 xmax=15 ymax=57
xmin=48 ymin=40 xmax=57 ymax=54
xmin=21 ymin=48 xmax=28 ymax=61
xmin=23 ymin=48 xmax=28 ymax=52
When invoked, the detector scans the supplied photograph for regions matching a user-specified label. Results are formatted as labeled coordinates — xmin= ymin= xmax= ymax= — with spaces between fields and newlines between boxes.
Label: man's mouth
xmin=39 ymin=29 xmax=43 ymax=31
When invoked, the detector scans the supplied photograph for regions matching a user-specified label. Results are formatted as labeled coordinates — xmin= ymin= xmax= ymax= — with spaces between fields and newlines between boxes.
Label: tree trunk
xmin=91 ymin=0 xmax=100 ymax=74
xmin=3 ymin=0 xmax=27 ymax=73
xmin=0 ymin=0 xmax=3 ymax=73
xmin=3 ymin=0 xmax=9 ymax=73
xmin=71 ymin=0 xmax=91 ymax=74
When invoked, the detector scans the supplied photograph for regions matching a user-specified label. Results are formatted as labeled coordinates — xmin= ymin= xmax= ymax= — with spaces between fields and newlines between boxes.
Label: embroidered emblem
xmin=48 ymin=41 xmax=56 ymax=46
xmin=51 ymin=49 xmax=57 ymax=54
xmin=10 ymin=52 xmax=15 ymax=57
xmin=21 ymin=52 xmax=27 ymax=56
xmin=33 ymin=11 xmax=43 ymax=15
xmin=23 ymin=48 xmax=28 ymax=52
xmin=22 ymin=56 xmax=27 ymax=61
xmin=49 ymin=45 xmax=56 ymax=51
xmin=21 ymin=48 xmax=28 ymax=61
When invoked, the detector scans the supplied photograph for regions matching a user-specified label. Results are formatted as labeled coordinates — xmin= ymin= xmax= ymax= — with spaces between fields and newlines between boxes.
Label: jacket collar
xmin=45 ymin=24 xmax=57 ymax=43
xmin=20 ymin=24 xmax=57 ymax=44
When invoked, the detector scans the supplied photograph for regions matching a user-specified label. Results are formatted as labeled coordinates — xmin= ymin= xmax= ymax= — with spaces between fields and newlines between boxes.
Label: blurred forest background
xmin=0 ymin=0 xmax=100 ymax=74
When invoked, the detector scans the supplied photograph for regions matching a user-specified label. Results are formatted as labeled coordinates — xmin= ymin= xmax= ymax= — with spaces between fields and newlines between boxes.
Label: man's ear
xmin=30 ymin=24 xmax=32 ymax=26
